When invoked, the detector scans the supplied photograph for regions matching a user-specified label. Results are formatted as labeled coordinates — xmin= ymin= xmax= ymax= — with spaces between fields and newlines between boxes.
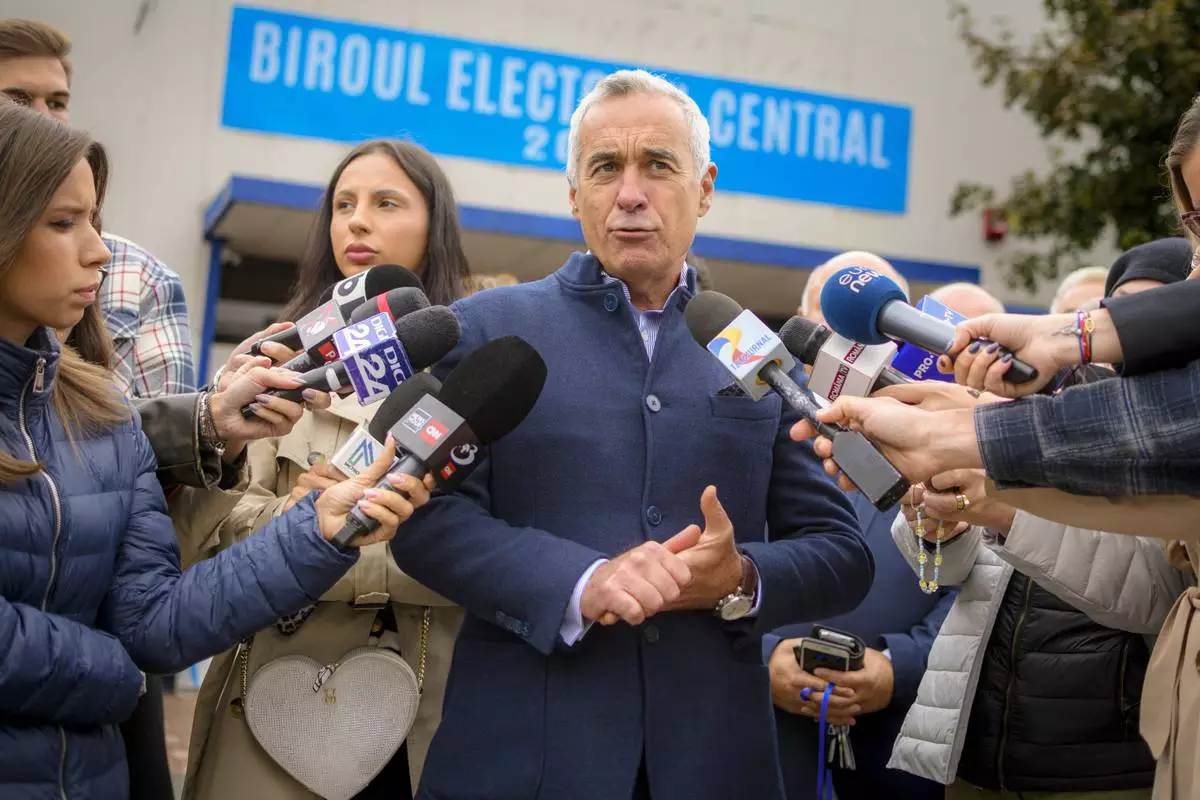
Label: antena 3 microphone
xmin=687 ymin=291 xmax=909 ymax=511
xmin=331 ymin=336 xmax=548 ymax=547
xmin=778 ymin=316 xmax=907 ymax=401
xmin=818 ymin=266 xmax=1038 ymax=384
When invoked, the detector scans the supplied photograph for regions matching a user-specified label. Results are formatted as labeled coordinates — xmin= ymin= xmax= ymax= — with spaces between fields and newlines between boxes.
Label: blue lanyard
xmin=800 ymin=684 xmax=836 ymax=800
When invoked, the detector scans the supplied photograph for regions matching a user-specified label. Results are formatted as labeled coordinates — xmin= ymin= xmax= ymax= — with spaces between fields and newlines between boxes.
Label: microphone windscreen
xmin=362 ymin=264 xmax=424 ymax=296
xmin=318 ymin=285 xmax=335 ymax=304
xmin=368 ymin=372 xmax=443 ymax=442
xmin=819 ymin=267 xmax=907 ymax=346
xmin=778 ymin=316 xmax=832 ymax=366
xmin=349 ymin=287 xmax=430 ymax=324
xmin=684 ymin=291 xmax=744 ymax=347
xmin=393 ymin=306 xmax=461 ymax=369
xmin=439 ymin=336 xmax=547 ymax=444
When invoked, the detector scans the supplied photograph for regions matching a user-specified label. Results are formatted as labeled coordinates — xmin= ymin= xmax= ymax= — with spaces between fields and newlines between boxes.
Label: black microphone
xmin=249 ymin=265 xmax=423 ymax=355
xmin=241 ymin=305 xmax=460 ymax=417
xmin=686 ymin=291 xmax=909 ymax=511
xmin=779 ymin=316 xmax=909 ymax=400
xmin=819 ymin=267 xmax=1038 ymax=384
xmin=331 ymin=335 xmax=548 ymax=546
xmin=278 ymin=287 xmax=430 ymax=372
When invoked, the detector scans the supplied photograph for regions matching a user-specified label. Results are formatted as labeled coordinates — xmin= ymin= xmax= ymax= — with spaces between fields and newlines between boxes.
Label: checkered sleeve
xmin=974 ymin=358 xmax=1200 ymax=496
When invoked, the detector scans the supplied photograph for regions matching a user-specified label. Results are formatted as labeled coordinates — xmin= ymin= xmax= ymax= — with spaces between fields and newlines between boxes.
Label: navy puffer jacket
xmin=0 ymin=330 xmax=358 ymax=799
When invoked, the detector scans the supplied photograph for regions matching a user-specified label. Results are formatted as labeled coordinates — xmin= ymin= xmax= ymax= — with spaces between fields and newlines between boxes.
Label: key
xmin=838 ymin=727 xmax=856 ymax=770
xmin=826 ymin=727 xmax=839 ymax=765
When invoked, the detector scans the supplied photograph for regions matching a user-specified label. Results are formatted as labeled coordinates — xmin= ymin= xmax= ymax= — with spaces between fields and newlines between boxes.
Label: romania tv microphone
xmin=686 ymin=291 xmax=909 ymax=511
xmin=778 ymin=316 xmax=909 ymax=401
xmin=240 ymin=305 xmax=459 ymax=417
xmin=331 ymin=335 xmax=548 ymax=547
xmin=278 ymin=287 xmax=430 ymax=372
xmin=818 ymin=266 xmax=1038 ymax=384
xmin=248 ymin=264 xmax=423 ymax=356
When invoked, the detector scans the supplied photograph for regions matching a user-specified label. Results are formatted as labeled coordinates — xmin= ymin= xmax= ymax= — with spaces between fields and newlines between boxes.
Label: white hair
xmin=566 ymin=69 xmax=711 ymax=188
xmin=930 ymin=282 xmax=1006 ymax=314
xmin=1050 ymin=266 xmax=1109 ymax=313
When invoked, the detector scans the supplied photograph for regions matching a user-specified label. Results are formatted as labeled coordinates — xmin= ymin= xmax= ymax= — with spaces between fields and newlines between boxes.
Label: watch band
xmin=739 ymin=554 xmax=758 ymax=600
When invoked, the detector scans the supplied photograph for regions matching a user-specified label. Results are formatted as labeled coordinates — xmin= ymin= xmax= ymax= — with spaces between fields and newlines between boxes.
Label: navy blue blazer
xmin=392 ymin=253 xmax=873 ymax=800
xmin=766 ymin=494 xmax=957 ymax=800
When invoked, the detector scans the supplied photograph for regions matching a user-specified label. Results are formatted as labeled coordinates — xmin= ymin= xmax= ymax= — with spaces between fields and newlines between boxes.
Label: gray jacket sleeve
xmin=134 ymin=393 xmax=242 ymax=490
xmin=984 ymin=510 xmax=1195 ymax=634
xmin=890 ymin=512 xmax=981 ymax=586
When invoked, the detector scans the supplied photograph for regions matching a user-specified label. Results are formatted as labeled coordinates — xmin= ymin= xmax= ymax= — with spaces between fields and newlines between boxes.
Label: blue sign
xmin=222 ymin=5 xmax=912 ymax=213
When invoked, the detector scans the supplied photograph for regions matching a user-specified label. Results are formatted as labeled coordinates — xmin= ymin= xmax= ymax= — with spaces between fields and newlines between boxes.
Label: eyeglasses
xmin=1182 ymin=210 xmax=1200 ymax=238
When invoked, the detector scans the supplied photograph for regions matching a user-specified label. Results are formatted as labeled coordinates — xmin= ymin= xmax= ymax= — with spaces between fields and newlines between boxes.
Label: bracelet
xmin=198 ymin=391 xmax=227 ymax=455
xmin=1075 ymin=309 xmax=1095 ymax=364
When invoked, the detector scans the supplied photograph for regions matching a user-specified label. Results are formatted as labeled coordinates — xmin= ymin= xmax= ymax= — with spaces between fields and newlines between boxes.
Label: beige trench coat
xmin=988 ymin=484 xmax=1200 ymax=799
xmin=180 ymin=395 xmax=463 ymax=800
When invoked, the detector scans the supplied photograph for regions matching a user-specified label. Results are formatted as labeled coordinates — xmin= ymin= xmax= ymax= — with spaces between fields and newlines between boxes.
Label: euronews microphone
xmin=249 ymin=264 xmax=423 ymax=355
xmin=778 ymin=316 xmax=907 ymax=402
xmin=279 ymin=286 xmax=430 ymax=372
xmin=331 ymin=335 xmax=548 ymax=547
xmin=241 ymin=305 xmax=459 ymax=417
xmin=686 ymin=291 xmax=909 ymax=511
xmin=819 ymin=266 xmax=1039 ymax=384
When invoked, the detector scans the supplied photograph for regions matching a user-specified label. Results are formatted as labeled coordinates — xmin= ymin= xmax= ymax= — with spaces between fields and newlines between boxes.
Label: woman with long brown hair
xmin=185 ymin=139 xmax=471 ymax=800
xmin=0 ymin=102 xmax=429 ymax=798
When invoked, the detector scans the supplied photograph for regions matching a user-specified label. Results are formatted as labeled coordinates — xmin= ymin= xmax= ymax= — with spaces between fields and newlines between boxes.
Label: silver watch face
xmin=718 ymin=594 xmax=753 ymax=621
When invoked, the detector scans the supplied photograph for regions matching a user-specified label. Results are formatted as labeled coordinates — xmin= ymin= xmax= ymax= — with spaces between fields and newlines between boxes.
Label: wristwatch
xmin=715 ymin=555 xmax=758 ymax=621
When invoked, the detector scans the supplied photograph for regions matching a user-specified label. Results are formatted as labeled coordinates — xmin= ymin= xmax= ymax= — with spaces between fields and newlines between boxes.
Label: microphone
xmin=818 ymin=266 xmax=1038 ymax=384
xmin=686 ymin=291 xmax=909 ymax=511
xmin=241 ymin=305 xmax=459 ymax=417
xmin=249 ymin=265 xmax=423 ymax=355
xmin=328 ymin=372 xmax=443 ymax=478
xmin=331 ymin=335 xmax=548 ymax=547
xmin=779 ymin=316 xmax=906 ymax=402
xmin=279 ymin=287 xmax=430 ymax=372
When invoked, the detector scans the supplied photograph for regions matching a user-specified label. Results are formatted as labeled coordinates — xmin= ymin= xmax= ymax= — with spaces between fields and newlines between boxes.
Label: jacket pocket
xmin=708 ymin=394 xmax=778 ymax=421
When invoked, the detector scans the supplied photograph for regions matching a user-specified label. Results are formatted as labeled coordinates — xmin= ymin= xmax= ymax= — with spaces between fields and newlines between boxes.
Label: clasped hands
xmin=579 ymin=485 xmax=745 ymax=627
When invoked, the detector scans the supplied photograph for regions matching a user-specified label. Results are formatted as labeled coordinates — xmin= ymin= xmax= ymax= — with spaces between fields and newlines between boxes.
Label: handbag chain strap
xmin=231 ymin=605 xmax=433 ymax=717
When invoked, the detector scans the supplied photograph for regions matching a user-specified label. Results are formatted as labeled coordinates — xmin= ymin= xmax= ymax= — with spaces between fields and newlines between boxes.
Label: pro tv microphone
xmin=778 ymin=316 xmax=908 ymax=401
xmin=686 ymin=291 xmax=909 ymax=511
xmin=331 ymin=335 xmax=548 ymax=546
xmin=819 ymin=266 xmax=1038 ymax=384
xmin=249 ymin=265 xmax=423 ymax=355
xmin=242 ymin=305 xmax=459 ymax=417
xmin=279 ymin=287 xmax=430 ymax=372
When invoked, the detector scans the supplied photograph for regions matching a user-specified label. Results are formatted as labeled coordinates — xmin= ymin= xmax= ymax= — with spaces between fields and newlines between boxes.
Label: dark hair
xmin=1166 ymin=94 xmax=1200 ymax=243
xmin=281 ymin=139 xmax=471 ymax=320
xmin=0 ymin=19 xmax=72 ymax=81
xmin=0 ymin=102 xmax=126 ymax=482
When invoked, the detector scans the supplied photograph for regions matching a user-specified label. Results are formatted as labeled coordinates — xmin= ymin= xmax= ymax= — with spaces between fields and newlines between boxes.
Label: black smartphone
xmin=793 ymin=624 xmax=866 ymax=673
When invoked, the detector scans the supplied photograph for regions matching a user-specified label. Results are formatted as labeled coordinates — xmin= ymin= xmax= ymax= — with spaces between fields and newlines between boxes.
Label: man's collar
xmin=595 ymin=253 xmax=695 ymax=312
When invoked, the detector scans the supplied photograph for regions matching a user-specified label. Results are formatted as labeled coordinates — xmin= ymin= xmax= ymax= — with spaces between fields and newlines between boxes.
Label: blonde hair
xmin=0 ymin=102 xmax=127 ymax=483
xmin=1167 ymin=94 xmax=1200 ymax=248
xmin=1050 ymin=266 xmax=1109 ymax=313
xmin=465 ymin=273 xmax=520 ymax=294
xmin=0 ymin=19 xmax=72 ymax=81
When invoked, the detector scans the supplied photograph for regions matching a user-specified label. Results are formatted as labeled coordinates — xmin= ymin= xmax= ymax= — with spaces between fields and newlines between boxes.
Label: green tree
xmin=949 ymin=0 xmax=1200 ymax=291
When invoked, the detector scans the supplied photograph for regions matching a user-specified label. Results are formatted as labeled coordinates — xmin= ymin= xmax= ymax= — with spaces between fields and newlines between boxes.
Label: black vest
xmin=957 ymin=573 xmax=1156 ymax=791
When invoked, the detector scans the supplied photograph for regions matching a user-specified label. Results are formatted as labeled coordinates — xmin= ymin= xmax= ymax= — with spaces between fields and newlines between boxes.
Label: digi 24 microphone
xmin=249 ymin=265 xmax=423 ymax=355
xmin=819 ymin=266 xmax=1038 ymax=384
xmin=331 ymin=336 xmax=548 ymax=547
xmin=241 ymin=305 xmax=459 ymax=417
xmin=686 ymin=291 xmax=909 ymax=511
xmin=279 ymin=287 xmax=431 ymax=372
xmin=779 ymin=316 xmax=908 ymax=401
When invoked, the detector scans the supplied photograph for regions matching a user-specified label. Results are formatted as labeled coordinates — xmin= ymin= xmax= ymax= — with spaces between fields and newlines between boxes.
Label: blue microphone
xmin=819 ymin=266 xmax=1038 ymax=385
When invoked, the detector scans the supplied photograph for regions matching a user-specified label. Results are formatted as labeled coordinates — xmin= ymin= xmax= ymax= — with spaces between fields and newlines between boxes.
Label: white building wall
xmin=7 ymin=0 xmax=1108 ymax=344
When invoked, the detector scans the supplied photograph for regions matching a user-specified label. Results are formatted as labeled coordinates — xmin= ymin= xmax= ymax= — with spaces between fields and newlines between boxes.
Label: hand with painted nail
xmin=208 ymin=365 xmax=321 ymax=457
xmin=314 ymin=439 xmax=434 ymax=548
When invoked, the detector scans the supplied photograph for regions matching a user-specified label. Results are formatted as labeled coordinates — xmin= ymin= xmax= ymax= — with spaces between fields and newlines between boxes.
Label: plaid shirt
xmin=100 ymin=233 xmax=196 ymax=398
xmin=974 ymin=358 xmax=1200 ymax=496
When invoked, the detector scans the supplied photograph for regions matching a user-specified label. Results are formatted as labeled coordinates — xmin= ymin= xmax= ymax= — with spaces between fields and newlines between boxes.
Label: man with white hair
xmin=929 ymin=281 xmax=1006 ymax=319
xmin=1050 ymin=265 xmax=1108 ymax=314
xmin=394 ymin=69 xmax=872 ymax=800
xmin=800 ymin=250 xmax=911 ymax=325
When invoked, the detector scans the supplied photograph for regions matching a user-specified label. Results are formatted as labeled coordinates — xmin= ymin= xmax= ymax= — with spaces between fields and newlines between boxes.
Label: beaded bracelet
xmin=914 ymin=506 xmax=945 ymax=594
xmin=1075 ymin=309 xmax=1095 ymax=365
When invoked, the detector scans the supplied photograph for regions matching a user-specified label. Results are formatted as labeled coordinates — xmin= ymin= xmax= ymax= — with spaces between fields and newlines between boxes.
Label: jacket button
xmin=645 ymin=394 xmax=661 ymax=412
xmin=604 ymin=293 xmax=619 ymax=312
xmin=645 ymin=506 xmax=662 ymax=526
xmin=643 ymin=624 xmax=660 ymax=644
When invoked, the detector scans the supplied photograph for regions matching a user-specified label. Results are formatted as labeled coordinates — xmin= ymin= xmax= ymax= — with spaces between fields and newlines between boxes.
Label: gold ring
xmin=955 ymin=493 xmax=970 ymax=512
